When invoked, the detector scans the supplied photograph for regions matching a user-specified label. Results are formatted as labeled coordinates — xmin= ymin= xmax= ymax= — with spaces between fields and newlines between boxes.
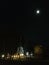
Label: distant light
xmin=11 ymin=55 xmax=14 ymax=58
xmin=34 ymin=45 xmax=42 ymax=54
xmin=15 ymin=55 xmax=18 ymax=57
xmin=14 ymin=55 xmax=16 ymax=58
xmin=30 ymin=53 xmax=33 ymax=56
xmin=26 ymin=52 xmax=30 ymax=58
xmin=1 ymin=54 xmax=5 ymax=58
xmin=6 ymin=53 xmax=10 ymax=59
xmin=20 ymin=53 xmax=24 ymax=57
xmin=26 ymin=52 xmax=29 ymax=56
xmin=36 ymin=10 xmax=40 ymax=14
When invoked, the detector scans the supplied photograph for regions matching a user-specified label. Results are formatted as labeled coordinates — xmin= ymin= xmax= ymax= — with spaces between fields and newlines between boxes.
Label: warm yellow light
xmin=34 ymin=45 xmax=42 ymax=54
xmin=12 ymin=54 xmax=19 ymax=59
xmin=17 ymin=55 xmax=19 ymax=58
xmin=15 ymin=55 xmax=19 ymax=58
xmin=15 ymin=55 xmax=17 ymax=57
xmin=14 ymin=55 xmax=16 ymax=58
xmin=20 ymin=53 xmax=24 ymax=57
xmin=11 ymin=55 xmax=14 ymax=58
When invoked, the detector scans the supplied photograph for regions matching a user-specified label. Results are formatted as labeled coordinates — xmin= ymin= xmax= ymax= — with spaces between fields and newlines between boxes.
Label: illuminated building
xmin=6 ymin=53 xmax=11 ymax=59
xmin=17 ymin=46 xmax=24 ymax=54
xmin=34 ymin=45 xmax=43 ymax=58
xmin=17 ymin=46 xmax=25 ymax=58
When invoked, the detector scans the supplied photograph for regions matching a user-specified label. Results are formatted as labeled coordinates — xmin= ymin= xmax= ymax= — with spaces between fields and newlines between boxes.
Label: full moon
xmin=36 ymin=10 xmax=40 ymax=14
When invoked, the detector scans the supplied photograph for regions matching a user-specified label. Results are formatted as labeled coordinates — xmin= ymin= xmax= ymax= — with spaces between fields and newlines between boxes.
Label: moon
xmin=36 ymin=10 xmax=40 ymax=14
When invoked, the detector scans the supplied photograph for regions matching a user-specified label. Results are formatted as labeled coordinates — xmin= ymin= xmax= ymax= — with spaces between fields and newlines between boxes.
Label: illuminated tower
xmin=17 ymin=46 xmax=24 ymax=54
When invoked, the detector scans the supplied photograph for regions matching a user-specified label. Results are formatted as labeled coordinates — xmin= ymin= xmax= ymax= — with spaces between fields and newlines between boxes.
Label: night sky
xmin=0 ymin=0 xmax=49 ymax=53
xmin=0 ymin=0 xmax=8 ymax=8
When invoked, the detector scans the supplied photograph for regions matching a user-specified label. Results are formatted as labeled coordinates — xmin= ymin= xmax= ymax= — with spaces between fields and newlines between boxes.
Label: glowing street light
xmin=26 ymin=52 xmax=30 ymax=58
xmin=11 ymin=54 xmax=20 ymax=60
xmin=1 ymin=54 xmax=5 ymax=58
xmin=26 ymin=52 xmax=29 ymax=56
xmin=30 ymin=53 xmax=33 ymax=56
xmin=20 ymin=53 xmax=24 ymax=57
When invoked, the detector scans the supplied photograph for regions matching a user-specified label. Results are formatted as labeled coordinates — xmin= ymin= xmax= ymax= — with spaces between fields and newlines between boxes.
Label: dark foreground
xmin=0 ymin=59 xmax=49 ymax=65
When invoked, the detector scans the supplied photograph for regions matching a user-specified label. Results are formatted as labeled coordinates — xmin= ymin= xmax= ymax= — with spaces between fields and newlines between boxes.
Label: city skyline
xmin=0 ymin=0 xmax=49 ymax=60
